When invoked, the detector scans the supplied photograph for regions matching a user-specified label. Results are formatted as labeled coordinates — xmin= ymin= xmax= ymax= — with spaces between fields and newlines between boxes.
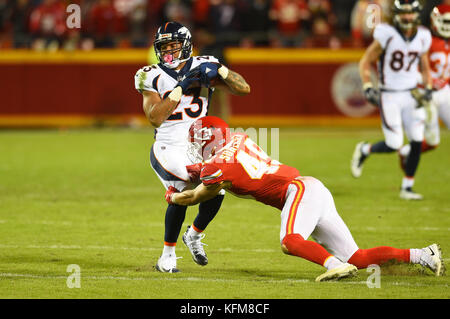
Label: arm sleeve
xmin=134 ymin=67 xmax=158 ymax=94
xmin=200 ymin=164 xmax=224 ymax=186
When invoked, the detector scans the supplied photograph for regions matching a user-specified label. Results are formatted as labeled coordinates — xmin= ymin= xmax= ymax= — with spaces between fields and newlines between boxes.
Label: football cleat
xmin=419 ymin=244 xmax=445 ymax=276
xmin=315 ymin=263 xmax=358 ymax=282
xmin=155 ymin=254 xmax=181 ymax=273
xmin=351 ymin=142 xmax=369 ymax=178
xmin=182 ymin=226 xmax=208 ymax=266
xmin=399 ymin=187 xmax=423 ymax=200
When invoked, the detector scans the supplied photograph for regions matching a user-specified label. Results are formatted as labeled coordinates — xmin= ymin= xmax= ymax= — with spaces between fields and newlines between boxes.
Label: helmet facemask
xmin=154 ymin=25 xmax=193 ymax=69
xmin=392 ymin=0 xmax=422 ymax=31
xmin=431 ymin=6 xmax=450 ymax=39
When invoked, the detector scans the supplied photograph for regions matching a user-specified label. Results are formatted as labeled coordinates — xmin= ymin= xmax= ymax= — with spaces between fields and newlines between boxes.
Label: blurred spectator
xmin=303 ymin=16 xmax=340 ymax=48
xmin=240 ymin=0 xmax=272 ymax=47
xmin=87 ymin=0 xmax=121 ymax=48
xmin=350 ymin=0 xmax=390 ymax=48
xmin=29 ymin=0 xmax=67 ymax=50
xmin=302 ymin=0 xmax=339 ymax=48
xmin=208 ymin=0 xmax=246 ymax=48
xmin=5 ymin=0 xmax=434 ymax=50
xmin=162 ymin=0 xmax=192 ymax=30
xmin=126 ymin=0 xmax=149 ymax=47
xmin=147 ymin=0 xmax=166 ymax=29
xmin=3 ymin=0 xmax=33 ymax=48
xmin=192 ymin=0 xmax=210 ymax=29
xmin=269 ymin=0 xmax=310 ymax=47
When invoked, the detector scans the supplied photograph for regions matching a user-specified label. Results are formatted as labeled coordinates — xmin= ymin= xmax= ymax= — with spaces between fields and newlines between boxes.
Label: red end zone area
xmin=0 ymin=48 xmax=380 ymax=128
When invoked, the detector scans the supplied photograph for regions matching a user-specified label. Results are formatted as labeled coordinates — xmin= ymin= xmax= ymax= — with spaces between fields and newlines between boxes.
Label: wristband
xmin=168 ymin=86 xmax=182 ymax=102
xmin=218 ymin=65 xmax=229 ymax=80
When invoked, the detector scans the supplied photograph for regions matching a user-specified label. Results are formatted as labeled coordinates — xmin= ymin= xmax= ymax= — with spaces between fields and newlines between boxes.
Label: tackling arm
xmin=169 ymin=181 xmax=231 ymax=206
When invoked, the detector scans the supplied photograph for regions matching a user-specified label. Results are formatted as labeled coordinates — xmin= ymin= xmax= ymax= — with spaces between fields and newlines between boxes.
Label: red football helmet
xmin=431 ymin=4 xmax=450 ymax=39
xmin=187 ymin=116 xmax=230 ymax=163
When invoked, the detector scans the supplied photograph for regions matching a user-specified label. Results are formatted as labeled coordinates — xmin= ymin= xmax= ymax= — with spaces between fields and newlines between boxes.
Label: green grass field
xmin=0 ymin=127 xmax=449 ymax=299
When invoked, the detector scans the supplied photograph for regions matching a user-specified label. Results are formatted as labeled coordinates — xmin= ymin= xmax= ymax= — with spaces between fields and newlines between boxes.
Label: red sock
xmin=348 ymin=247 xmax=410 ymax=269
xmin=282 ymin=233 xmax=332 ymax=266
xmin=421 ymin=141 xmax=437 ymax=153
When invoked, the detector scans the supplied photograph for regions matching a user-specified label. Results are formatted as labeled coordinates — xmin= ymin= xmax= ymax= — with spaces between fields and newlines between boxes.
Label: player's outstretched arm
xmin=167 ymin=182 xmax=230 ymax=206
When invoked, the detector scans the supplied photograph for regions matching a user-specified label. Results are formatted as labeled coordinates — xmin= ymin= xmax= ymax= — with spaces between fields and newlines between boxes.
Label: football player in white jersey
xmin=134 ymin=22 xmax=250 ymax=273
xmin=351 ymin=0 xmax=433 ymax=200
xmin=398 ymin=4 xmax=450 ymax=170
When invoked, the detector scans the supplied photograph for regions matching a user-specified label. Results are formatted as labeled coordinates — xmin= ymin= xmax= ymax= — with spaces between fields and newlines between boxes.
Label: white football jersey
xmin=134 ymin=56 xmax=219 ymax=146
xmin=374 ymin=23 xmax=432 ymax=91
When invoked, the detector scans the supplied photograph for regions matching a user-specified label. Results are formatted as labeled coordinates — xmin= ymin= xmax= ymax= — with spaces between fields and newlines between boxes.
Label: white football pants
xmin=379 ymin=91 xmax=426 ymax=149
xmin=424 ymin=85 xmax=450 ymax=146
xmin=280 ymin=176 xmax=359 ymax=262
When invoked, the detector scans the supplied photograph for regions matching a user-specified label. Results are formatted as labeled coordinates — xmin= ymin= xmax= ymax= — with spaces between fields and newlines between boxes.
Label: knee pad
xmin=281 ymin=233 xmax=304 ymax=255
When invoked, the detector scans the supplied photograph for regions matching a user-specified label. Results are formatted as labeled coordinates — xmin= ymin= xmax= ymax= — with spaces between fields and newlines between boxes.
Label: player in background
xmin=398 ymin=4 xmax=450 ymax=167
xmin=164 ymin=116 xmax=444 ymax=282
xmin=134 ymin=22 xmax=250 ymax=273
xmin=351 ymin=0 xmax=433 ymax=200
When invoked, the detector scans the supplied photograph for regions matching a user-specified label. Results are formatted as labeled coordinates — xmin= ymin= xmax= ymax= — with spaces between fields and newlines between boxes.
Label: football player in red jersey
xmin=399 ymin=4 xmax=450 ymax=166
xmin=163 ymin=116 xmax=444 ymax=281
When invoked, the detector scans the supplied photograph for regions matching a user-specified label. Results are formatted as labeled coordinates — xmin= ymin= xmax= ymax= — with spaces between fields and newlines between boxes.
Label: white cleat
xmin=155 ymin=254 xmax=181 ymax=273
xmin=399 ymin=188 xmax=423 ymax=200
xmin=183 ymin=226 xmax=208 ymax=266
xmin=419 ymin=244 xmax=445 ymax=276
xmin=351 ymin=142 xmax=368 ymax=178
xmin=315 ymin=263 xmax=358 ymax=282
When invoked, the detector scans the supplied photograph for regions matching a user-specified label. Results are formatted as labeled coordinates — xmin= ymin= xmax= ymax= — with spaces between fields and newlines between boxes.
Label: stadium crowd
xmin=0 ymin=0 xmax=445 ymax=51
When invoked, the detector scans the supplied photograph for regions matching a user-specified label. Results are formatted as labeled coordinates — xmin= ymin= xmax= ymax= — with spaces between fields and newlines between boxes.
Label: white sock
xmin=399 ymin=144 xmax=411 ymax=157
xmin=324 ymin=256 xmax=344 ymax=270
xmin=409 ymin=248 xmax=422 ymax=264
xmin=401 ymin=177 xmax=414 ymax=190
xmin=162 ymin=245 xmax=176 ymax=257
xmin=361 ymin=143 xmax=371 ymax=156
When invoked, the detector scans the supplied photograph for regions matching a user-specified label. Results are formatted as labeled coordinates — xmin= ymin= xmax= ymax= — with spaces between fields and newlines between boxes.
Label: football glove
xmin=411 ymin=87 xmax=432 ymax=108
xmin=363 ymin=83 xmax=380 ymax=107
xmin=165 ymin=186 xmax=179 ymax=205
xmin=199 ymin=62 xmax=220 ymax=87
xmin=177 ymin=74 xmax=201 ymax=94
xmin=423 ymin=87 xmax=433 ymax=102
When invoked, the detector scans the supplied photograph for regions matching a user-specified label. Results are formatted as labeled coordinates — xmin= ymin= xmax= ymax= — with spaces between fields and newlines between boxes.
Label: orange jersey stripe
xmin=286 ymin=180 xmax=305 ymax=235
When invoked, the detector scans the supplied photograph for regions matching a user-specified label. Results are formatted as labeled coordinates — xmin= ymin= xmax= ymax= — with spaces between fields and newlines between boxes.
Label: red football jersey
xmin=200 ymin=133 xmax=300 ymax=210
xmin=428 ymin=35 xmax=450 ymax=89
